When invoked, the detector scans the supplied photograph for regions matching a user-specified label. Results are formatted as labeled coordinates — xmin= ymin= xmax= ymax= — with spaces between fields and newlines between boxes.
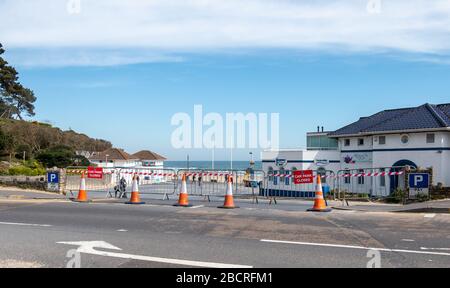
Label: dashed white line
xmin=421 ymin=247 xmax=450 ymax=251
xmin=190 ymin=205 xmax=205 ymax=209
xmin=0 ymin=221 xmax=52 ymax=227
xmin=424 ymin=214 xmax=436 ymax=218
xmin=261 ymin=239 xmax=450 ymax=257
xmin=116 ymin=229 xmax=128 ymax=232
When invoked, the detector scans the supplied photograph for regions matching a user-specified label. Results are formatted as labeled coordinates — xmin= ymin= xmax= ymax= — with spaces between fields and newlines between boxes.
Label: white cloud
xmin=1 ymin=0 xmax=450 ymax=66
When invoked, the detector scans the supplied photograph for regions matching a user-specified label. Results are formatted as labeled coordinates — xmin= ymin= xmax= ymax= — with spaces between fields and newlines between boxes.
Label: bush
xmin=36 ymin=145 xmax=77 ymax=168
xmin=5 ymin=165 xmax=46 ymax=176
xmin=386 ymin=188 xmax=407 ymax=204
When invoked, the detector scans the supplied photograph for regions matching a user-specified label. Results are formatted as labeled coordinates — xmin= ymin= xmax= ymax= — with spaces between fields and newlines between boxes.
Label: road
xmin=0 ymin=191 xmax=449 ymax=268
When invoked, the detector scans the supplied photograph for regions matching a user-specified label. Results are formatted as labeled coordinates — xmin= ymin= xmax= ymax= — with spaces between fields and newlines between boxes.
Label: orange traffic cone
xmin=218 ymin=175 xmax=239 ymax=209
xmin=307 ymin=175 xmax=331 ymax=212
xmin=174 ymin=174 xmax=192 ymax=207
xmin=74 ymin=172 xmax=89 ymax=203
xmin=126 ymin=175 xmax=145 ymax=205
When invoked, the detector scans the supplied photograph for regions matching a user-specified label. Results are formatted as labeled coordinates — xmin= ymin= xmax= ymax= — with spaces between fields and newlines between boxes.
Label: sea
xmin=164 ymin=161 xmax=262 ymax=171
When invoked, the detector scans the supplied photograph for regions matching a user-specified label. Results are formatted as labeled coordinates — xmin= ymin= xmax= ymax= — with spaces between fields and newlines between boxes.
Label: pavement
xmin=0 ymin=186 xmax=449 ymax=268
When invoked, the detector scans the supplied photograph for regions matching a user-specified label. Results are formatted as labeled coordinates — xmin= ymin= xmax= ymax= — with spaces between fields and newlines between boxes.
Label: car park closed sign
xmin=88 ymin=167 xmax=103 ymax=179
xmin=294 ymin=170 xmax=314 ymax=184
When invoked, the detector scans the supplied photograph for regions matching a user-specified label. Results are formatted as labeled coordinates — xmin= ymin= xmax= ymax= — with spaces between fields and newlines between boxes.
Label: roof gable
xmin=131 ymin=150 xmax=167 ymax=161
xmin=89 ymin=148 xmax=135 ymax=161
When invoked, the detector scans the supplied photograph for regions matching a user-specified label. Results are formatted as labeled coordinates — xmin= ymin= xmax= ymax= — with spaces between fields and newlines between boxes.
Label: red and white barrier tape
xmin=270 ymin=171 xmax=404 ymax=179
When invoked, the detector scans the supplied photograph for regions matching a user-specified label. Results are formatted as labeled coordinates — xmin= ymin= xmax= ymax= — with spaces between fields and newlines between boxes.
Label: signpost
xmin=408 ymin=173 xmax=430 ymax=199
xmin=47 ymin=171 xmax=60 ymax=192
xmin=293 ymin=170 xmax=314 ymax=185
xmin=88 ymin=167 xmax=104 ymax=179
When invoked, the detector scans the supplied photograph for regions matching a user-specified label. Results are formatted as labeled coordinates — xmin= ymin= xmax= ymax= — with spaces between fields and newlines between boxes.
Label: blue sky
xmin=1 ymin=0 xmax=450 ymax=160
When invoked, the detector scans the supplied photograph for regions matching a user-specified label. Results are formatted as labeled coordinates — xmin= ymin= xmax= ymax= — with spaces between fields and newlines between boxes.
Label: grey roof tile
xmin=330 ymin=103 xmax=450 ymax=136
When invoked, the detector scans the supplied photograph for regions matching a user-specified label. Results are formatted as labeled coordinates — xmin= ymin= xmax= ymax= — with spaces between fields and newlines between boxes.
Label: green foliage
xmin=0 ymin=160 xmax=46 ymax=176
xmin=386 ymin=188 xmax=407 ymax=204
xmin=0 ymin=119 xmax=112 ymax=156
xmin=36 ymin=145 xmax=77 ymax=168
xmin=0 ymin=43 xmax=37 ymax=120
xmin=0 ymin=128 xmax=15 ymax=155
xmin=15 ymin=143 xmax=32 ymax=160
xmin=5 ymin=165 xmax=46 ymax=176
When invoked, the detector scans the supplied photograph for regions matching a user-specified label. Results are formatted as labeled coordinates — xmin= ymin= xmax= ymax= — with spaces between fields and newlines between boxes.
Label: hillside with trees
xmin=0 ymin=43 xmax=112 ymax=173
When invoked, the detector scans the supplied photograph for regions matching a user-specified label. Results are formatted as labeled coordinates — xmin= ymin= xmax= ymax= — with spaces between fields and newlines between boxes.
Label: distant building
xmin=88 ymin=148 xmax=139 ymax=168
xmin=88 ymin=148 xmax=166 ymax=169
xmin=262 ymin=103 xmax=450 ymax=188
xmin=131 ymin=150 xmax=167 ymax=168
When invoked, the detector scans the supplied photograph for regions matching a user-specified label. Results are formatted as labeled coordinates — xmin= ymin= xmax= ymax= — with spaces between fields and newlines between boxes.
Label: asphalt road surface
xmin=0 ymin=192 xmax=449 ymax=268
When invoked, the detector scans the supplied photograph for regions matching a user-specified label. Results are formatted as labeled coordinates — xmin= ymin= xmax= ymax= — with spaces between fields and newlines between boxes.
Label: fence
xmin=335 ymin=166 xmax=407 ymax=199
xmin=64 ymin=167 xmax=117 ymax=198
xmin=261 ymin=170 xmax=335 ymax=199
xmin=115 ymin=168 xmax=178 ymax=200
xmin=175 ymin=169 xmax=265 ymax=201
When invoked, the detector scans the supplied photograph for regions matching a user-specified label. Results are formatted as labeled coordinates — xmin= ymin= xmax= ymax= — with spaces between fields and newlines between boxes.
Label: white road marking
xmin=424 ymin=214 xmax=436 ymax=218
xmin=402 ymin=239 xmax=415 ymax=242
xmin=261 ymin=239 xmax=450 ymax=257
xmin=116 ymin=229 xmax=128 ymax=232
xmin=190 ymin=205 xmax=205 ymax=209
xmin=421 ymin=247 xmax=450 ymax=251
xmin=0 ymin=221 xmax=52 ymax=227
xmin=58 ymin=241 xmax=253 ymax=268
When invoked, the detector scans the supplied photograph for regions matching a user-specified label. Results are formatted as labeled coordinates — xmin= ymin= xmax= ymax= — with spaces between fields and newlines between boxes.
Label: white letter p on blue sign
xmin=414 ymin=175 xmax=423 ymax=187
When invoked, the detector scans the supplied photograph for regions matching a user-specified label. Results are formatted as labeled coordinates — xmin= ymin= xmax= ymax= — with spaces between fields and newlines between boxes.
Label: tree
xmin=36 ymin=145 xmax=78 ymax=168
xmin=0 ymin=128 xmax=16 ymax=160
xmin=0 ymin=43 xmax=37 ymax=119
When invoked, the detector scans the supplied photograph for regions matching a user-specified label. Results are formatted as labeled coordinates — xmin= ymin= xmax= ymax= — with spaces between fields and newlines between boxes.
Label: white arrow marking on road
xmin=57 ymin=241 xmax=253 ymax=268
xmin=0 ymin=221 xmax=52 ymax=227
xmin=261 ymin=239 xmax=450 ymax=257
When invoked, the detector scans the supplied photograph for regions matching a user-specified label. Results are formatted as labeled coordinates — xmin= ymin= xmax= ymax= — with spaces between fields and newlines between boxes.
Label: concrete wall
xmin=0 ymin=176 xmax=46 ymax=190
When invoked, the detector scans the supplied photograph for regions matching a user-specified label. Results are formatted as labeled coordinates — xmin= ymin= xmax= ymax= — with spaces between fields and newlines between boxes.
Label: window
xmin=358 ymin=138 xmax=364 ymax=146
xmin=268 ymin=167 xmax=274 ymax=182
xmin=344 ymin=139 xmax=350 ymax=146
xmin=427 ymin=133 xmax=435 ymax=144
xmin=379 ymin=168 xmax=386 ymax=187
xmin=344 ymin=170 xmax=351 ymax=184
xmin=317 ymin=167 xmax=327 ymax=184
xmin=285 ymin=171 xmax=291 ymax=185
xmin=379 ymin=136 xmax=386 ymax=145
xmin=358 ymin=169 xmax=365 ymax=185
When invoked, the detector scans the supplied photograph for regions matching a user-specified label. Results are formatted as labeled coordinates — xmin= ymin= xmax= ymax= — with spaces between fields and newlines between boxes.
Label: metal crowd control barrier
xmin=176 ymin=169 xmax=231 ymax=201
xmin=64 ymin=167 xmax=117 ymax=199
xmin=335 ymin=166 xmax=408 ymax=202
xmin=261 ymin=170 xmax=336 ymax=201
xmin=116 ymin=168 xmax=177 ymax=200
xmin=176 ymin=169 xmax=265 ymax=202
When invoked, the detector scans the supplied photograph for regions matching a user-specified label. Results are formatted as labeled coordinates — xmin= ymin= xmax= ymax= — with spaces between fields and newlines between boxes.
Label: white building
xmin=262 ymin=103 xmax=450 ymax=196
xmin=89 ymin=148 xmax=166 ymax=169
xmin=89 ymin=148 xmax=139 ymax=168
xmin=131 ymin=150 xmax=166 ymax=169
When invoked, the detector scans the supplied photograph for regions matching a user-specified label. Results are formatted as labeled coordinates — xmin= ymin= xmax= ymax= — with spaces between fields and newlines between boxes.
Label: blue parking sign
xmin=47 ymin=172 xmax=59 ymax=184
xmin=408 ymin=173 xmax=429 ymax=189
